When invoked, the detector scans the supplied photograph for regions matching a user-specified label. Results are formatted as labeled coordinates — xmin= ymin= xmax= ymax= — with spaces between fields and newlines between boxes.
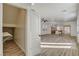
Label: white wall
xmin=0 ymin=3 xmax=3 ymax=56
xmin=14 ymin=9 xmax=26 ymax=53
xmin=64 ymin=21 xmax=77 ymax=36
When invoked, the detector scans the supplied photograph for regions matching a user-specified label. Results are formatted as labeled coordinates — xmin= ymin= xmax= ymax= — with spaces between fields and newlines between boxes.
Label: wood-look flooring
xmin=3 ymin=40 xmax=25 ymax=56
xmin=3 ymin=34 xmax=79 ymax=56
xmin=40 ymin=34 xmax=79 ymax=56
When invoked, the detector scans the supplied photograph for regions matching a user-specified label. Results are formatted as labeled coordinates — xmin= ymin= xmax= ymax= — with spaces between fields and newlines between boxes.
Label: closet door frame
xmin=3 ymin=4 xmax=28 ymax=56
xmin=0 ymin=3 xmax=3 ymax=56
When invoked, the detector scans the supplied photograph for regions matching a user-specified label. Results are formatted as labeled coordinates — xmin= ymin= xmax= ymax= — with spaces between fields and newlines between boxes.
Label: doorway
xmin=3 ymin=3 xmax=27 ymax=56
xmin=64 ymin=25 xmax=71 ymax=35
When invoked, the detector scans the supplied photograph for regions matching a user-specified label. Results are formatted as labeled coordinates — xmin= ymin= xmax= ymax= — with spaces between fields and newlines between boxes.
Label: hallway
xmin=40 ymin=34 xmax=78 ymax=56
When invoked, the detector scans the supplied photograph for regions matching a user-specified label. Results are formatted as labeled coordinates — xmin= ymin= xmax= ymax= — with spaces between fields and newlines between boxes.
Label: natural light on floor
xmin=41 ymin=45 xmax=72 ymax=48
xmin=41 ymin=42 xmax=73 ymax=48
xmin=41 ymin=42 xmax=73 ymax=45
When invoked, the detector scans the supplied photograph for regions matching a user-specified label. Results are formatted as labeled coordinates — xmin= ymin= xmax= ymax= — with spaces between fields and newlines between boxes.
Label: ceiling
xmin=32 ymin=3 xmax=77 ymax=22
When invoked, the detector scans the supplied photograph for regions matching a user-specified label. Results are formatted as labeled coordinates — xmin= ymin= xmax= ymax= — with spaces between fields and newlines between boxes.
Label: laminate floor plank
xmin=40 ymin=34 xmax=78 ymax=56
xmin=3 ymin=40 xmax=25 ymax=56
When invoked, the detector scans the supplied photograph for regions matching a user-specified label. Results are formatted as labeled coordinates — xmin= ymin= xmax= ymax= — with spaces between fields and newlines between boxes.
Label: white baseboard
xmin=14 ymin=39 xmax=25 ymax=54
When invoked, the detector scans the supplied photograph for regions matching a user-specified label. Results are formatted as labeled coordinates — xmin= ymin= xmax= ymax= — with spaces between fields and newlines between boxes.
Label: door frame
xmin=2 ymin=3 xmax=29 ymax=56
xmin=0 ymin=3 xmax=3 ymax=56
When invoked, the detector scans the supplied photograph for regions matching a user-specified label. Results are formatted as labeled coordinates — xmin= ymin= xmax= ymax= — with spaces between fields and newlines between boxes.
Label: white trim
xmin=0 ymin=3 xmax=3 ymax=56
xmin=14 ymin=40 xmax=25 ymax=54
